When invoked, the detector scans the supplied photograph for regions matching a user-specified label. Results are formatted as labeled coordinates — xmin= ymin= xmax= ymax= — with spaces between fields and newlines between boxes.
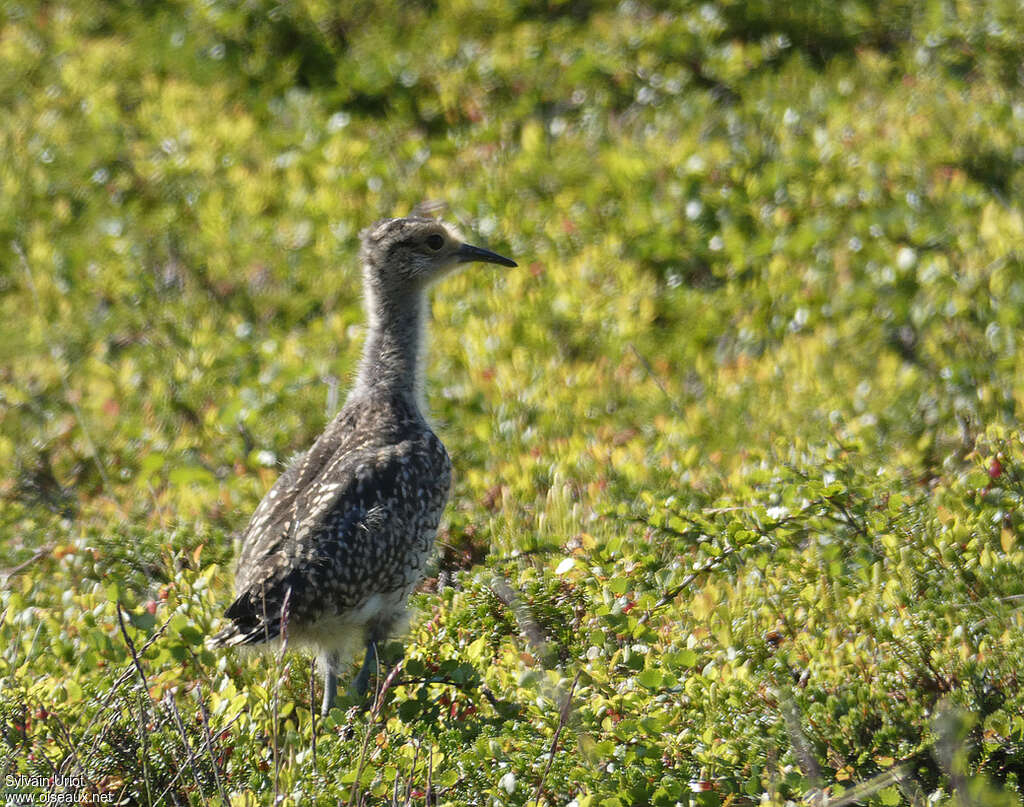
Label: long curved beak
xmin=456 ymin=242 xmax=517 ymax=267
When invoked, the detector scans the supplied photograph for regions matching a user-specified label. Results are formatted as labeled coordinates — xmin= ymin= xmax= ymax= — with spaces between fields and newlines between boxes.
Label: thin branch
xmin=43 ymin=709 xmax=100 ymax=792
xmin=310 ymin=663 xmax=319 ymax=777
xmin=403 ymin=739 xmax=421 ymax=805
xmin=395 ymin=675 xmax=505 ymax=712
xmin=532 ymin=669 xmax=581 ymax=807
xmin=490 ymin=577 xmax=551 ymax=662
xmin=628 ymin=343 xmax=686 ymax=417
xmin=347 ymin=713 xmax=375 ymax=807
xmin=777 ymin=688 xmax=822 ymax=803
xmin=427 ymin=742 xmax=434 ymax=806
xmin=372 ymin=659 xmax=402 ymax=718
xmin=1 ymin=546 xmax=54 ymax=582
xmin=824 ymin=766 xmax=909 ymax=807
xmin=79 ymin=613 xmax=173 ymax=771
xmin=391 ymin=766 xmax=402 ymax=806
xmin=149 ymin=712 xmax=245 ymax=807
xmin=164 ymin=693 xmax=210 ymax=807
xmin=116 ymin=603 xmax=154 ymax=805
xmin=272 ymin=587 xmax=292 ymax=805
xmin=195 ymin=683 xmax=230 ymax=806
xmin=115 ymin=603 xmax=150 ymax=695
xmin=638 ymin=546 xmax=739 ymax=625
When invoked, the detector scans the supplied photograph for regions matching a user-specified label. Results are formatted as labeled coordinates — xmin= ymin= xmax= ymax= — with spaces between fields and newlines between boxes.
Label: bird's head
xmin=359 ymin=216 xmax=516 ymax=299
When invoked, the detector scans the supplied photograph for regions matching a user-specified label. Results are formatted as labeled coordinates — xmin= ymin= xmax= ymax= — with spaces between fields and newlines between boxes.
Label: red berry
xmin=989 ymin=458 xmax=1004 ymax=479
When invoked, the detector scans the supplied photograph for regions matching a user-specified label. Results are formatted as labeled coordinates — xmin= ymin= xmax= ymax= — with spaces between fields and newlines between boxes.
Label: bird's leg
xmin=321 ymin=651 xmax=339 ymax=717
xmin=351 ymin=617 xmax=397 ymax=701
xmin=349 ymin=638 xmax=379 ymax=700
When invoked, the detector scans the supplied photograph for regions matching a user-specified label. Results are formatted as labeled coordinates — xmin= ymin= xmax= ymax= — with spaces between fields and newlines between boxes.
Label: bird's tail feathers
xmin=208 ymin=593 xmax=282 ymax=648
xmin=209 ymin=622 xmax=268 ymax=648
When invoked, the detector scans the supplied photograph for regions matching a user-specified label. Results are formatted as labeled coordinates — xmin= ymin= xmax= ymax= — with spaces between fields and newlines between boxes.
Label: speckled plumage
xmin=211 ymin=215 xmax=515 ymax=712
xmin=213 ymin=393 xmax=451 ymax=648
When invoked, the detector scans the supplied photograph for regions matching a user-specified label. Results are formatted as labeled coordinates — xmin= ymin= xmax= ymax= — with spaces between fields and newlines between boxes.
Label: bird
xmin=211 ymin=215 xmax=516 ymax=715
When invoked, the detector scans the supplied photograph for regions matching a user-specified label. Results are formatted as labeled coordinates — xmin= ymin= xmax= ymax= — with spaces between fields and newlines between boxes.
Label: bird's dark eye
xmin=425 ymin=234 xmax=444 ymax=251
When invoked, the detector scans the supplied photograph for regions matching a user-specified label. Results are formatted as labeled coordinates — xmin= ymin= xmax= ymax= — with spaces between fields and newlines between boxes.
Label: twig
xmin=403 ymin=739 xmax=421 ymax=805
xmin=44 ymin=709 xmax=100 ymax=792
xmin=150 ymin=712 xmax=245 ymax=807
xmin=372 ymin=658 xmax=402 ymax=718
xmin=79 ymin=613 xmax=173 ymax=771
xmin=279 ymin=586 xmax=292 ymax=651
xmin=346 ymin=656 xmax=403 ymax=806
xmin=893 ymin=765 xmax=927 ymax=807
xmin=638 ymin=546 xmax=739 ymax=625
xmin=347 ymin=714 xmax=375 ymax=807
xmin=490 ymin=577 xmax=551 ymax=662
xmin=391 ymin=767 xmax=402 ymax=805
xmin=149 ymin=751 xmax=198 ymax=807
xmin=532 ymin=669 xmax=581 ymax=806
xmin=145 ymin=479 xmax=172 ymax=530
xmin=395 ymin=675 xmax=505 ymax=712
xmin=427 ymin=742 xmax=434 ymax=806
xmin=777 ymin=688 xmax=822 ymax=804
xmin=1 ymin=546 xmax=54 ymax=582
xmin=164 ymin=692 xmax=210 ymax=807
xmin=824 ymin=766 xmax=909 ymax=807
xmin=310 ymin=663 xmax=319 ymax=777
xmin=116 ymin=602 xmax=154 ymax=805
xmin=272 ymin=587 xmax=292 ymax=805
xmin=628 ymin=343 xmax=686 ymax=417
xmin=195 ymin=683 xmax=230 ymax=806
xmin=116 ymin=604 xmax=150 ymax=694
xmin=23 ymin=623 xmax=44 ymax=680
xmin=824 ymin=494 xmax=868 ymax=539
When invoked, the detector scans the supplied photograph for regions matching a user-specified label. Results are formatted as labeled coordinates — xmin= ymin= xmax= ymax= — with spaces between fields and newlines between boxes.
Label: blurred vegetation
xmin=2 ymin=0 xmax=1024 ymax=804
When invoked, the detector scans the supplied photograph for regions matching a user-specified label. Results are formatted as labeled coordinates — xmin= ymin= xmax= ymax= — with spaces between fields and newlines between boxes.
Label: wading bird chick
xmin=211 ymin=216 xmax=516 ymax=714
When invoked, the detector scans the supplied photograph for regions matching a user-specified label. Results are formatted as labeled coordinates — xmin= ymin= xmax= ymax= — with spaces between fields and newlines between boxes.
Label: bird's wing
xmin=231 ymin=407 xmax=367 ymax=588
xmin=231 ymin=455 xmax=303 ymax=577
xmin=211 ymin=435 xmax=450 ymax=648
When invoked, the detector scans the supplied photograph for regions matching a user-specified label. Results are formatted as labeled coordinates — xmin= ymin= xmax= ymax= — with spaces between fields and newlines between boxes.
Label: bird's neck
xmin=352 ymin=289 xmax=428 ymax=410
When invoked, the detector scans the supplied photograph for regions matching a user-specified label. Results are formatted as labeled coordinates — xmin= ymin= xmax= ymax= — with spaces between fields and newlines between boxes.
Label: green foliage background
xmin=2 ymin=0 xmax=1024 ymax=804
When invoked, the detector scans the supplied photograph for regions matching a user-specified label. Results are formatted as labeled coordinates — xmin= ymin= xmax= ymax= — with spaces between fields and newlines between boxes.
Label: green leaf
xmin=636 ymin=669 xmax=662 ymax=689
xmin=179 ymin=626 xmax=204 ymax=646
